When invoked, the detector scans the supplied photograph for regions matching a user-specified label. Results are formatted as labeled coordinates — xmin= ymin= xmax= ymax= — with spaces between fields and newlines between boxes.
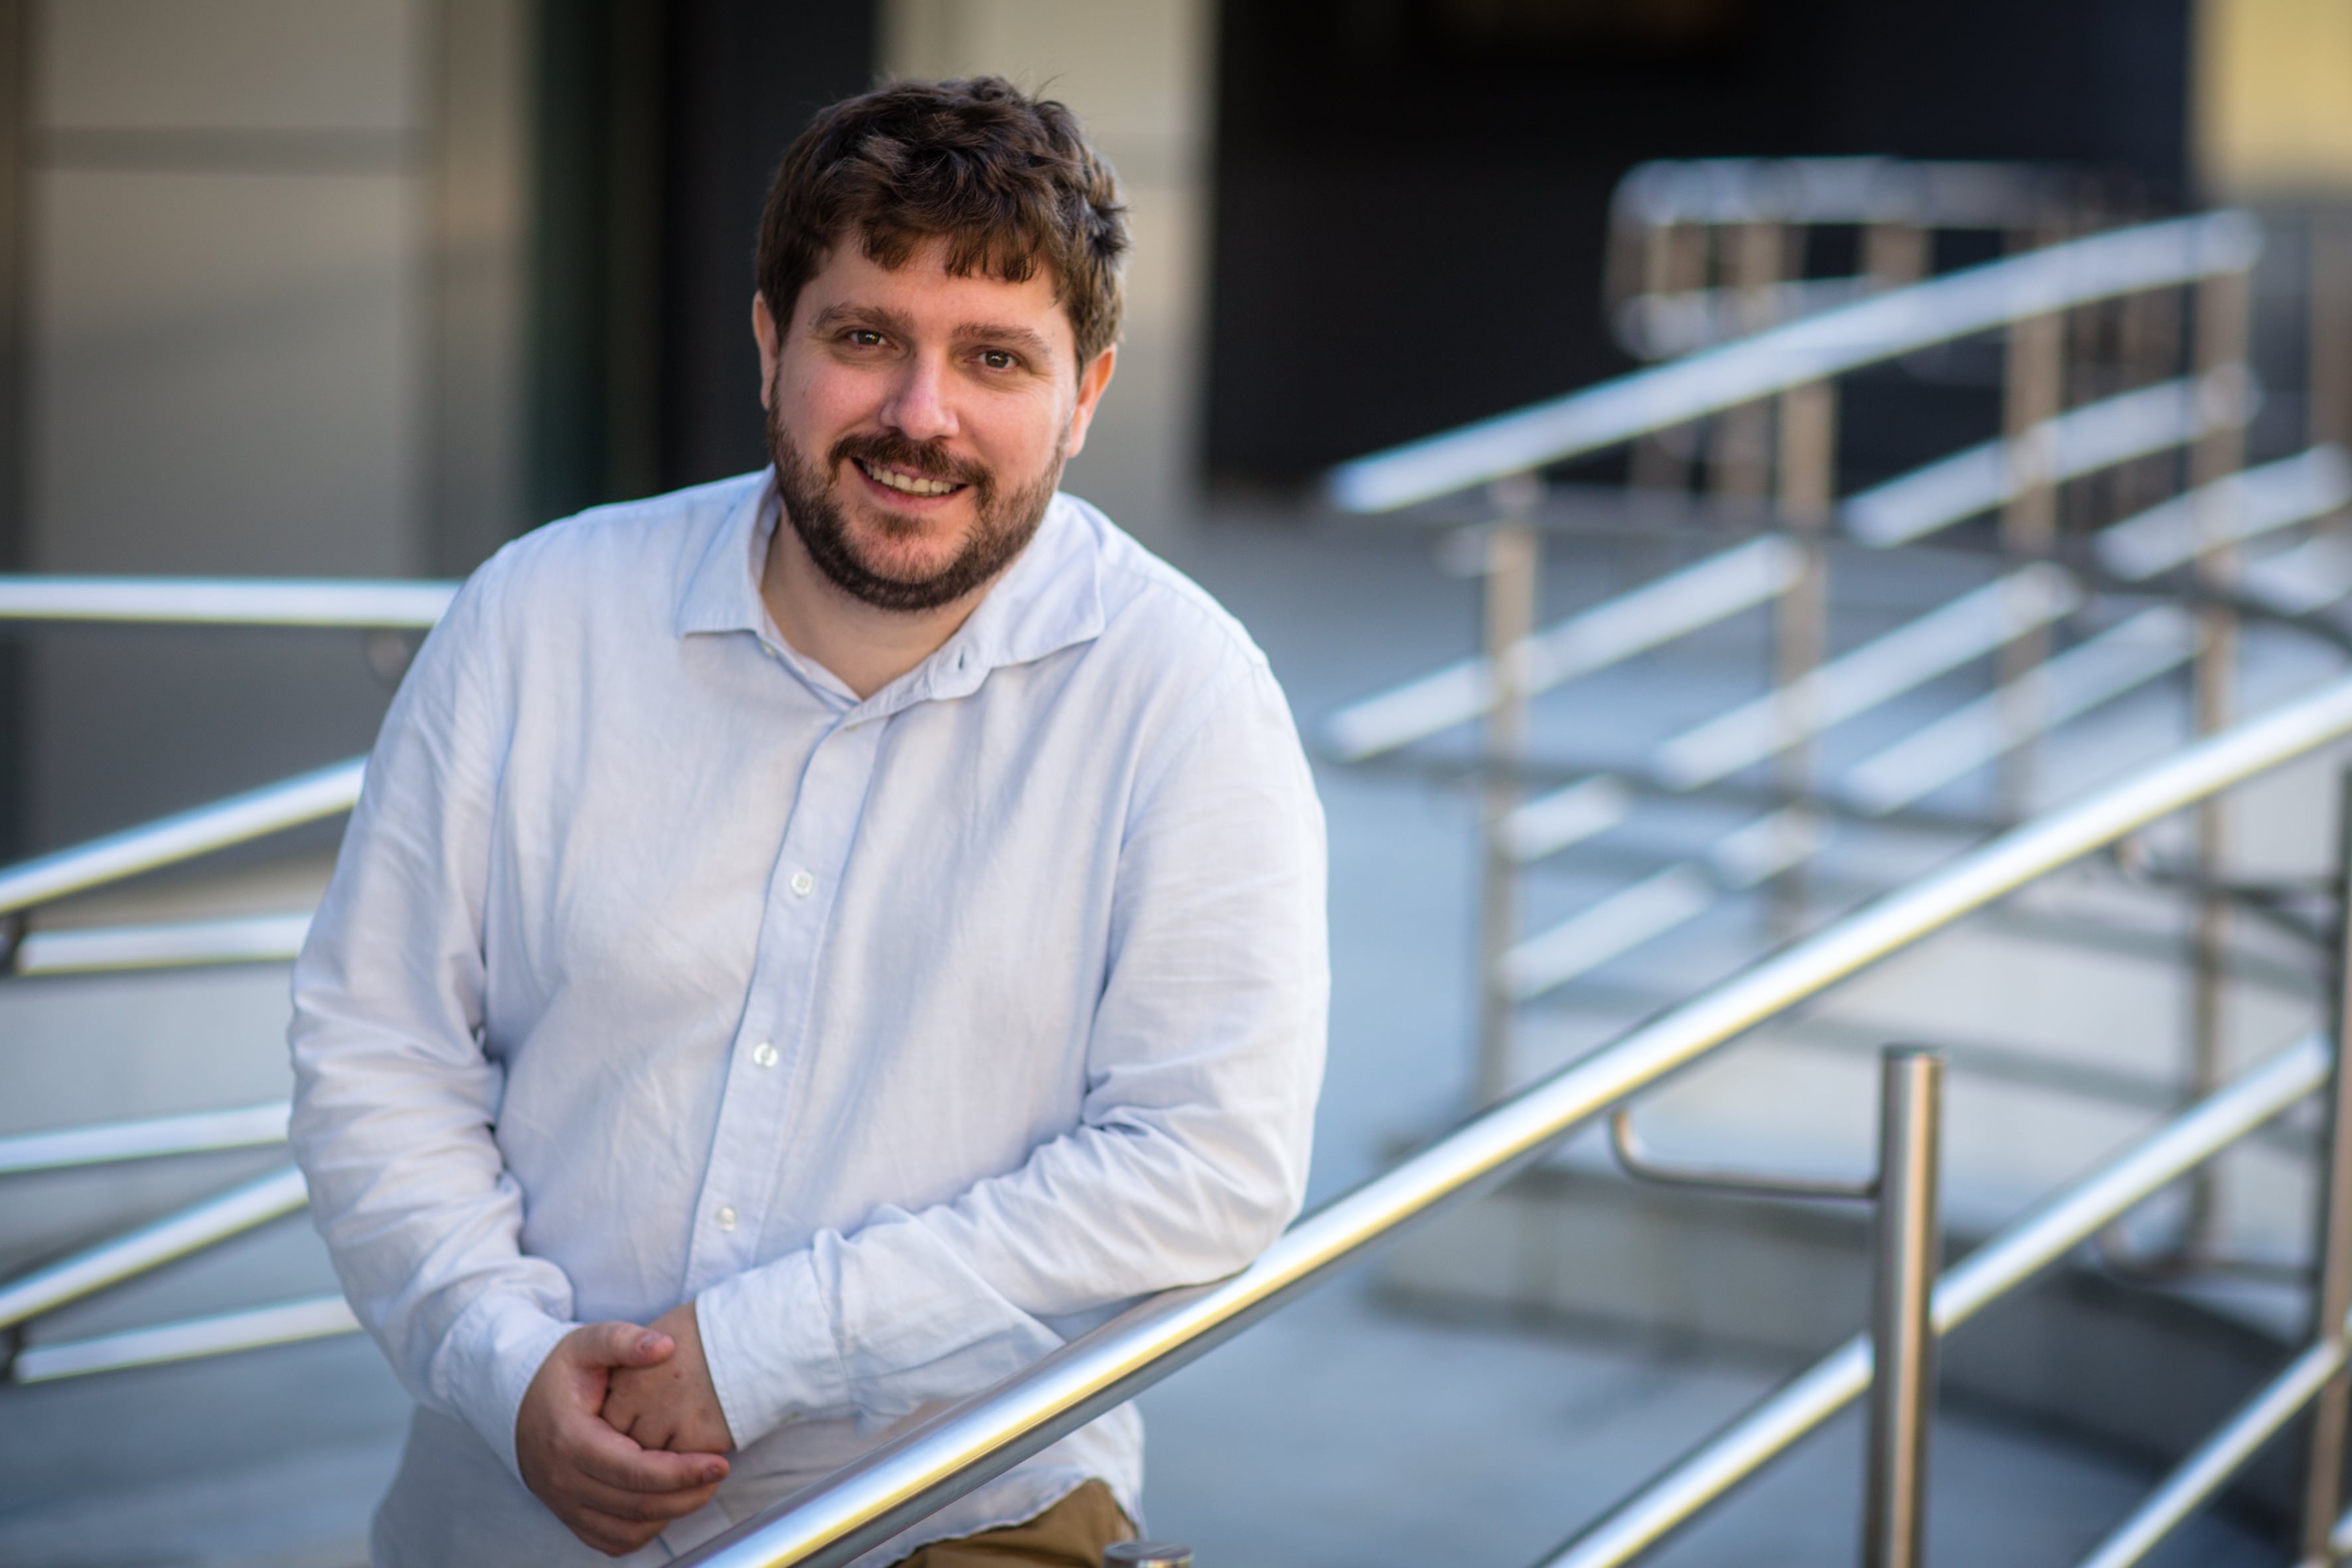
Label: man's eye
xmin=979 ymin=349 xmax=1018 ymax=371
xmin=846 ymin=329 xmax=886 ymax=348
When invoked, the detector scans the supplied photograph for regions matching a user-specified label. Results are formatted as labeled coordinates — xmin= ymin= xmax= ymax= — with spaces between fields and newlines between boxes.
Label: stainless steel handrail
xmin=670 ymin=672 xmax=2352 ymax=1568
xmin=0 ymin=757 xmax=363 ymax=917
xmin=1324 ymin=535 xmax=1804 ymax=760
xmin=1326 ymin=212 xmax=2259 ymax=514
xmin=2073 ymin=1334 xmax=2347 ymax=1568
xmin=1612 ymin=157 xmax=2073 ymax=230
xmin=11 ymin=911 xmax=313 ymax=976
xmin=0 ymin=1166 xmax=309 ymax=1332
xmin=1842 ymin=372 xmax=2250 ymax=548
xmin=9 ymin=1293 xmax=358 ymax=1383
xmin=0 ymin=575 xmax=455 ymax=627
xmin=0 ymin=1102 xmax=289 ymax=1175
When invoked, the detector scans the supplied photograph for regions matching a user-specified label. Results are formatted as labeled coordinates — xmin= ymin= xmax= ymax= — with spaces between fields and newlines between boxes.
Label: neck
xmin=758 ymin=510 xmax=992 ymax=700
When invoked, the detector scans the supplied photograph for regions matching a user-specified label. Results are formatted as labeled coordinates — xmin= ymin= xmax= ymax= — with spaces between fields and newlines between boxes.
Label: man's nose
xmin=880 ymin=352 xmax=958 ymax=442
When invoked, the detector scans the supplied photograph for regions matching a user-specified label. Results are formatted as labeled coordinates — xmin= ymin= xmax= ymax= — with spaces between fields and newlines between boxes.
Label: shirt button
xmin=714 ymin=1204 xmax=738 ymax=1232
xmin=789 ymin=870 xmax=815 ymax=897
xmin=751 ymin=1041 xmax=779 ymax=1069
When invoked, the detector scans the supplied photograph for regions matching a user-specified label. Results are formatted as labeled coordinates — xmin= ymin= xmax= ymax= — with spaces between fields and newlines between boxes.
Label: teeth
xmin=861 ymin=461 xmax=961 ymax=497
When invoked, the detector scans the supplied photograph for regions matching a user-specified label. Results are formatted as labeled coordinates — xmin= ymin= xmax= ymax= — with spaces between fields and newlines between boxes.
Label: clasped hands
xmin=516 ymin=1300 xmax=739 ymax=1557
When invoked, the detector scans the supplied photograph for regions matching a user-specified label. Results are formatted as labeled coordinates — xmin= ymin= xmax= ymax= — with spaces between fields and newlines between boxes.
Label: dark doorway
xmin=530 ymin=0 xmax=878 ymax=528
xmin=1203 ymin=0 xmax=2193 ymax=486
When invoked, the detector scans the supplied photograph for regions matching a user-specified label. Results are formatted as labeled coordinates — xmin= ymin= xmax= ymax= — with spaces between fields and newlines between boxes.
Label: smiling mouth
xmin=854 ymin=459 xmax=967 ymax=499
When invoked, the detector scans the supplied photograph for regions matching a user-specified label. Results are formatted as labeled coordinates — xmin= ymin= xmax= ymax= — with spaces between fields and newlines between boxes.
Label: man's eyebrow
xmin=953 ymin=321 xmax=1056 ymax=361
xmin=808 ymin=301 xmax=915 ymax=337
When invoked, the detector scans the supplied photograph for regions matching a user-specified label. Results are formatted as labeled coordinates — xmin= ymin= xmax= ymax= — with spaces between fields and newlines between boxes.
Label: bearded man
xmin=287 ymin=78 xmax=1327 ymax=1567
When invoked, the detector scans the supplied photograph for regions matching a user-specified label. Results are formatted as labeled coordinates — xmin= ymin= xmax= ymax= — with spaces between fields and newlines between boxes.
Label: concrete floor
xmin=0 ymin=509 xmax=2317 ymax=1565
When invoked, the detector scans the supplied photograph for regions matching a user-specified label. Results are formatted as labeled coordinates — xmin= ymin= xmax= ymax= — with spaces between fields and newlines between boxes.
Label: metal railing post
xmin=2313 ymin=216 xmax=2352 ymax=502
xmin=1709 ymin=220 xmax=1784 ymax=503
xmin=1772 ymin=376 xmax=1837 ymax=933
xmin=1476 ymin=479 xmax=1541 ymax=1106
xmin=2187 ymin=262 xmax=2254 ymax=1254
xmin=2298 ymin=769 xmax=2352 ymax=1565
xmin=1631 ymin=220 xmax=1706 ymax=494
xmin=2114 ymin=284 xmax=2181 ymax=518
xmin=1862 ymin=221 xmax=1926 ymax=291
xmin=1863 ymin=1046 xmax=1944 ymax=1568
xmin=1998 ymin=300 xmax=2065 ymax=815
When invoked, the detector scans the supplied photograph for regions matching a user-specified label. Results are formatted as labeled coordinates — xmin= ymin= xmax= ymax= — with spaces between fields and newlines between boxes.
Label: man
xmin=288 ymin=78 xmax=1327 ymax=1566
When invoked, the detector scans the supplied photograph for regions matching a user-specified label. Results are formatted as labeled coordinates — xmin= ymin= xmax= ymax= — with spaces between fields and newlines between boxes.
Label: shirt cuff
xmin=696 ymin=1247 xmax=849 ymax=1446
xmin=435 ymin=1291 xmax=577 ymax=1481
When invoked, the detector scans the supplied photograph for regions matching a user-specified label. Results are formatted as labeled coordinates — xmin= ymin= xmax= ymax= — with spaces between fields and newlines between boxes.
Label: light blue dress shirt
xmin=287 ymin=473 xmax=1328 ymax=1564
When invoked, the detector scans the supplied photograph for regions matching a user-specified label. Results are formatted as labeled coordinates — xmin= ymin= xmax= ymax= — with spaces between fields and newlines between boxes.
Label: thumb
xmin=580 ymin=1319 xmax=674 ymax=1370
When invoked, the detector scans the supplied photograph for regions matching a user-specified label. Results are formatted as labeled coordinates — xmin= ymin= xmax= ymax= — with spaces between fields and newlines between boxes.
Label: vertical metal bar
xmin=2187 ymin=265 xmax=2253 ymax=1254
xmin=1861 ymin=222 xmax=1926 ymax=291
xmin=1709 ymin=221 xmax=1783 ymax=505
xmin=2296 ymin=769 xmax=2352 ymax=1566
xmin=0 ymin=0 xmax=27 ymax=867
xmin=1476 ymin=479 xmax=1541 ymax=1107
xmin=1631 ymin=222 xmax=1706 ymax=494
xmin=2065 ymin=262 xmax=2108 ymax=537
xmin=1863 ymin=1046 xmax=1945 ymax=1568
xmin=1772 ymin=378 xmax=1837 ymax=933
xmin=1997 ymin=305 xmax=2064 ymax=815
xmin=2314 ymin=216 xmax=2352 ymax=526
xmin=2113 ymin=283 xmax=2181 ymax=518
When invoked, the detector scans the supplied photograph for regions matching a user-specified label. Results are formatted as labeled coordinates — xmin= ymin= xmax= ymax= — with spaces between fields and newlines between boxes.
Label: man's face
xmin=755 ymin=237 xmax=1115 ymax=613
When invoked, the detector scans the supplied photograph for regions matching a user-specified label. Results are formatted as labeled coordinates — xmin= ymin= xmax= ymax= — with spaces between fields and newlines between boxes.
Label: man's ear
xmin=752 ymin=293 xmax=782 ymax=410
xmin=1062 ymin=346 xmax=1118 ymax=459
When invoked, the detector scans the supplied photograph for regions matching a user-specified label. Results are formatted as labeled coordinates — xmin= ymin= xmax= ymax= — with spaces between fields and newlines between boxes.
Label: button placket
xmin=681 ymin=718 xmax=886 ymax=1294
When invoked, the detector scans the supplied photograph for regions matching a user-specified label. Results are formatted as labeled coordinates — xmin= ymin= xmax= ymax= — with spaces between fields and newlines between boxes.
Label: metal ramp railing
xmin=666 ymin=678 xmax=2352 ymax=1568
xmin=1324 ymin=208 xmax=2352 ymax=1129
xmin=0 ymin=582 xmax=447 ymax=1381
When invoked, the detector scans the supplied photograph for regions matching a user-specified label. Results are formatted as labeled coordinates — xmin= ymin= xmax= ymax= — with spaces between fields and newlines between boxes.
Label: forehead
xmin=793 ymin=236 xmax=1076 ymax=356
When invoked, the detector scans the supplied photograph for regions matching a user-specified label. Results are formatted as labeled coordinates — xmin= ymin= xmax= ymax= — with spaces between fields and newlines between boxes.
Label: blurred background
xmin=6 ymin=3 xmax=2352 ymax=1566
xmin=0 ymin=0 xmax=2346 ymax=852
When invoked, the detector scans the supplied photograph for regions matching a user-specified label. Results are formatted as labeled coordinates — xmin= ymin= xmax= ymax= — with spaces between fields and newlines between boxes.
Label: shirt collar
xmin=673 ymin=473 xmax=1107 ymax=707
xmin=674 ymin=475 xmax=777 ymax=640
xmin=915 ymin=494 xmax=1106 ymax=702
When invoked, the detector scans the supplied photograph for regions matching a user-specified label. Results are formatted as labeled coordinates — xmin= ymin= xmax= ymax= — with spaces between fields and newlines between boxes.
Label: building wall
xmin=11 ymin=0 xmax=531 ymax=854
xmin=2195 ymin=0 xmax=2352 ymax=198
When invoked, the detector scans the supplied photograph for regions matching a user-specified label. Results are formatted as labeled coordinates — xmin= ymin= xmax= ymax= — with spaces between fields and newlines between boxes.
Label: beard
xmin=768 ymin=404 xmax=1064 ymax=615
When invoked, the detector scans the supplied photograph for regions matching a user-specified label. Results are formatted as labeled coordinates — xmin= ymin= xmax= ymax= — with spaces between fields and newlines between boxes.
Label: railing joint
xmin=1607 ymin=1105 xmax=1876 ymax=1202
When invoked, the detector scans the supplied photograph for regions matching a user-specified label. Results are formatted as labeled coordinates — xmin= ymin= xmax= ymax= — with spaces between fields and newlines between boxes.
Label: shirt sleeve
xmin=286 ymin=559 xmax=577 ymax=1480
xmin=695 ymin=654 xmax=1330 ymax=1445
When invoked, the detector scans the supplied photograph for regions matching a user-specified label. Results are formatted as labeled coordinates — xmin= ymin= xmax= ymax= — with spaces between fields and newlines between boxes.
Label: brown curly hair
xmin=755 ymin=76 xmax=1130 ymax=368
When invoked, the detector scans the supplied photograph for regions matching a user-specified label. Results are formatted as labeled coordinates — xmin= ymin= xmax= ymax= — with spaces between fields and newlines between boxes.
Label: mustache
xmin=829 ymin=431 xmax=990 ymax=492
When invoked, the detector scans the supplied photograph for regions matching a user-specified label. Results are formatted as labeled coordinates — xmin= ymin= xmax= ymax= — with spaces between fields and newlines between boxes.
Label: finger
xmin=579 ymin=1320 xmax=675 ymax=1371
xmin=562 ymin=1470 xmax=724 ymax=1524
xmin=569 ymin=1417 xmax=729 ymax=1494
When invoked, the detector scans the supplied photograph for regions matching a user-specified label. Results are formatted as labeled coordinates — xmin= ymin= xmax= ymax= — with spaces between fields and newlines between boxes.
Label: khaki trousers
xmin=894 ymin=1480 xmax=1135 ymax=1567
